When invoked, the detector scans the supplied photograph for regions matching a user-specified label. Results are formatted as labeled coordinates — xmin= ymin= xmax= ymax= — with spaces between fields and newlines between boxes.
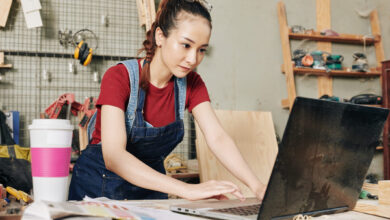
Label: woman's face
xmin=157 ymin=12 xmax=211 ymax=78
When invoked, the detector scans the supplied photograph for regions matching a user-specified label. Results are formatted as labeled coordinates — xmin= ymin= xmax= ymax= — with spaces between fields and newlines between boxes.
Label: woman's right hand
xmin=180 ymin=180 xmax=245 ymax=201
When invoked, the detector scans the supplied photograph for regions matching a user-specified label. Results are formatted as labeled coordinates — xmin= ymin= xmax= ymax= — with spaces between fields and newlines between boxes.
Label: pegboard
xmin=0 ymin=0 xmax=196 ymax=160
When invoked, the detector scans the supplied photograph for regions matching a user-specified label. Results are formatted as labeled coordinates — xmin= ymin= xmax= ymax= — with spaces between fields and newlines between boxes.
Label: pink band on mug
xmin=31 ymin=148 xmax=71 ymax=177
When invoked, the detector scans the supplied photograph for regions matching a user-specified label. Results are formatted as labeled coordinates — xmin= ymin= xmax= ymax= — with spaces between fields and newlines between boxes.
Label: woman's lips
xmin=179 ymin=66 xmax=190 ymax=71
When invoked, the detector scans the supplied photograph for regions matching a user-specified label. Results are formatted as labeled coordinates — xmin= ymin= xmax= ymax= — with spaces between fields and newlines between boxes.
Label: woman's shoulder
xmin=101 ymin=63 xmax=130 ymax=87
xmin=105 ymin=63 xmax=128 ymax=76
xmin=186 ymin=71 xmax=203 ymax=81
xmin=186 ymin=71 xmax=206 ymax=86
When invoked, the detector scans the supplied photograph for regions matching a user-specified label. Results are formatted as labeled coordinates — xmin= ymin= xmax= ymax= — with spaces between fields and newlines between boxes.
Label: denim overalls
xmin=68 ymin=59 xmax=187 ymax=200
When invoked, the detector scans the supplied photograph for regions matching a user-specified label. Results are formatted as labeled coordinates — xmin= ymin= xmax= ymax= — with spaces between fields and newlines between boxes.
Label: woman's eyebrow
xmin=182 ymin=37 xmax=209 ymax=47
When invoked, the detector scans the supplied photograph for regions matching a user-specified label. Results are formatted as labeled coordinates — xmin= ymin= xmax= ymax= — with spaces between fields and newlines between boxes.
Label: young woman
xmin=69 ymin=0 xmax=266 ymax=201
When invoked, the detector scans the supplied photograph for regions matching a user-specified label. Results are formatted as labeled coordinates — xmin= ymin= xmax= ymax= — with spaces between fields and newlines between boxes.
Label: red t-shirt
xmin=91 ymin=59 xmax=210 ymax=144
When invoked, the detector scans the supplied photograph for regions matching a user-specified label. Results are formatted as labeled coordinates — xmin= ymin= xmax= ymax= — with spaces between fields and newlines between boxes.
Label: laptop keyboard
xmin=210 ymin=204 xmax=261 ymax=216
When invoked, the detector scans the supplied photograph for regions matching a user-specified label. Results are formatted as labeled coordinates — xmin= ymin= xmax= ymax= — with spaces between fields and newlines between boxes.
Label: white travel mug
xmin=29 ymin=119 xmax=73 ymax=202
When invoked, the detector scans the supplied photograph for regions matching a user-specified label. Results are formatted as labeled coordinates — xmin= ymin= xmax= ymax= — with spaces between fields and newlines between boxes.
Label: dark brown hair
xmin=139 ymin=0 xmax=212 ymax=91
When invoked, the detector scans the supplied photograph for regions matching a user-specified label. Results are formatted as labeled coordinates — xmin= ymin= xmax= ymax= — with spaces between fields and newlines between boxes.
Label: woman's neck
xmin=148 ymin=53 xmax=172 ymax=89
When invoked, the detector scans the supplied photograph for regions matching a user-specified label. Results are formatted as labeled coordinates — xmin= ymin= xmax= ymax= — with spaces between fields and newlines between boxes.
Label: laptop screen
xmin=258 ymin=97 xmax=389 ymax=220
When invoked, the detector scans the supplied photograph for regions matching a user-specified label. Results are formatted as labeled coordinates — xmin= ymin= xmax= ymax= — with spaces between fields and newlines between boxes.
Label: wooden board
xmin=0 ymin=0 xmax=12 ymax=27
xmin=289 ymin=32 xmax=379 ymax=45
xmin=379 ymin=180 xmax=390 ymax=206
xmin=143 ymin=0 xmax=154 ymax=31
xmin=363 ymin=182 xmax=379 ymax=196
xmin=370 ymin=10 xmax=385 ymax=69
xmin=316 ymin=0 xmax=333 ymax=97
xmin=136 ymin=0 xmax=146 ymax=27
xmin=149 ymin=0 xmax=156 ymax=25
xmin=277 ymin=1 xmax=296 ymax=110
xmin=382 ymin=60 xmax=390 ymax=180
xmin=195 ymin=110 xmax=278 ymax=198
xmin=354 ymin=200 xmax=390 ymax=218
xmin=0 ymin=52 xmax=3 ymax=65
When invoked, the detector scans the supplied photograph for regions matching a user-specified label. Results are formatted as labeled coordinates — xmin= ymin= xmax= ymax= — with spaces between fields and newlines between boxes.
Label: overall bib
xmin=68 ymin=59 xmax=186 ymax=200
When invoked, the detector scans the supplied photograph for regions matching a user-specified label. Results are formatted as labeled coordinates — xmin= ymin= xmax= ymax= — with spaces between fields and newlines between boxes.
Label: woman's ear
xmin=154 ymin=27 xmax=165 ymax=47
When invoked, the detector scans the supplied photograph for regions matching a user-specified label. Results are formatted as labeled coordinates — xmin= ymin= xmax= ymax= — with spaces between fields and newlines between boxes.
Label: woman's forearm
xmin=104 ymin=148 xmax=189 ymax=197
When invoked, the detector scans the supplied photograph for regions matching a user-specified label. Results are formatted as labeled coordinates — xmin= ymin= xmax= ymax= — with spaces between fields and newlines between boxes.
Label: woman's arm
xmin=192 ymin=101 xmax=266 ymax=200
xmin=100 ymin=104 xmax=245 ymax=200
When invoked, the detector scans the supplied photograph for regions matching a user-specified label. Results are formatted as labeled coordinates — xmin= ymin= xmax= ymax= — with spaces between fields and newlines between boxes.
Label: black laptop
xmin=170 ymin=97 xmax=389 ymax=220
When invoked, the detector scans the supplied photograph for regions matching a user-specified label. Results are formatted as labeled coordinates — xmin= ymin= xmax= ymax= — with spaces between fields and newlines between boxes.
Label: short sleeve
xmin=96 ymin=64 xmax=130 ymax=111
xmin=186 ymin=72 xmax=210 ymax=112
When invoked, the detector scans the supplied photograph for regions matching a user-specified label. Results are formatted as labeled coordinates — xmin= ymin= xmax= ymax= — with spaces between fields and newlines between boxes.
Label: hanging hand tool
xmin=44 ymin=93 xmax=82 ymax=119
xmin=79 ymin=97 xmax=97 ymax=128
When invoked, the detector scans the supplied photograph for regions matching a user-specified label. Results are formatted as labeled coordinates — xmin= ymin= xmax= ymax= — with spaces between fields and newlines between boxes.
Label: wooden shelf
xmin=364 ymin=104 xmax=382 ymax=108
xmin=0 ymin=64 xmax=12 ymax=68
xmin=377 ymin=146 xmax=384 ymax=150
xmin=282 ymin=66 xmax=381 ymax=77
xmin=289 ymin=31 xmax=379 ymax=45
xmin=168 ymin=172 xmax=199 ymax=179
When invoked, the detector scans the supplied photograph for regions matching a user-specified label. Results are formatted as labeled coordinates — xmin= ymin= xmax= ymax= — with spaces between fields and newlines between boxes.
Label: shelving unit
xmin=0 ymin=52 xmax=12 ymax=68
xmin=277 ymin=1 xmax=385 ymax=109
xmin=277 ymin=1 xmax=388 ymax=179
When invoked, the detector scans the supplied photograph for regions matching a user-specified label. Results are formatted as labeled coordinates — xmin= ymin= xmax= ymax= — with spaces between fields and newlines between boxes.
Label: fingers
xmin=210 ymin=194 xmax=229 ymax=200
xmin=205 ymin=180 xmax=245 ymax=201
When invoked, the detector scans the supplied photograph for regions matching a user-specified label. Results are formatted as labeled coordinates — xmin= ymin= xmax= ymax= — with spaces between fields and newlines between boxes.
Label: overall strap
xmin=86 ymin=59 xmax=139 ymax=144
xmin=175 ymin=77 xmax=187 ymax=120
xmin=119 ymin=59 xmax=140 ymax=133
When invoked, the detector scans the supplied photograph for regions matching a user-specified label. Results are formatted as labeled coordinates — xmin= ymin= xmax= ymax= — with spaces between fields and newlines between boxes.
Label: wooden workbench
xmin=18 ymin=198 xmax=389 ymax=220
xmin=117 ymin=199 xmax=388 ymax=220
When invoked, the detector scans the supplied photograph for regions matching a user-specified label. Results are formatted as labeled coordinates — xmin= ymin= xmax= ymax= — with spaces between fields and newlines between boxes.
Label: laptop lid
xmin=258 ymin=97 xmax=389 ymax=220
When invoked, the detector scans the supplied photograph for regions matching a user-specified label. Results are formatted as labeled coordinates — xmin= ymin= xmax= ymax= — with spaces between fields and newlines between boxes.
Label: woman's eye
xmin=182 ymin=44 xmax=191 ymax=49
xmin=200 ymin=48 xmax=207 ymax=53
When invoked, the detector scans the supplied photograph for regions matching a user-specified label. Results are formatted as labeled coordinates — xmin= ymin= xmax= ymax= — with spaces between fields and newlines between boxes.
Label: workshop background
xmin=1 ymin=0 xmax=390 ymax=178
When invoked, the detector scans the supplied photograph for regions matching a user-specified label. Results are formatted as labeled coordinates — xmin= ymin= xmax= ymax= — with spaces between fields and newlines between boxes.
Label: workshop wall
xmin=1 ymin=0 xmax=389 ymax=176
xmin=198 ymin=0 xmax=390 ymax=179
xmin=0 ymin=0 xmax=194 ymax=159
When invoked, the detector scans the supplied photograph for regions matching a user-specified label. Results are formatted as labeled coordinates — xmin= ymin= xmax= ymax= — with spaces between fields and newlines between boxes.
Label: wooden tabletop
xmin=129 ymin=199 xmax=388 ymax=220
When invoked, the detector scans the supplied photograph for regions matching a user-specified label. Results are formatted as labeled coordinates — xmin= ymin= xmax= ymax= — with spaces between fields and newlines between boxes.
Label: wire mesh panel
xmin=0 ymin=0 xmax=196 ymax=161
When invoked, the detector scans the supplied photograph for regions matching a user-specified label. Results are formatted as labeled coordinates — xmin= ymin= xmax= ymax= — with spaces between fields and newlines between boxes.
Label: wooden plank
xmin=0 ymin=64 xmax=12 ymax=68
xmin=379 ymin=180 xmax=390 ymax=206
xmin=0 ymin=0 xmax=12 ymax=27
xmin=143 ymin=0 xmax=152 ymax=31
xmin=354 ymin=200 xmax=390 ymax=218
xmin=0 ymin=52 xmax=4 ymax=65
xmin=195 ymin=110 xmax=278 ymax=198
xmin=136 ymin=0 xmax=146 ymax=27
xmin=0 ymin=52 xmax=12 ymax=68
xmin=277 ymin=1 xmax=296 ymax=110
xmin=363 ymin=183 xmax=379 ymax=196
xmin=167 ymin=159 xmax=199 ymax=179
xmin=316 ymin=0 xmax=332 ymax=97
xmin=382 ymin=60 xmax=390 ymax=180
xmin=370 ymin=10 xmax=385 ymax=69
xmin=149 ymin=0 xmax=156 ymax=25
xmin=291 ymin=67 xmax=381 ymax=77
xmin=289 ymin=32 xmax=378 ymax=45
xmin=281 ymin=98 xmax=289 ymax=109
